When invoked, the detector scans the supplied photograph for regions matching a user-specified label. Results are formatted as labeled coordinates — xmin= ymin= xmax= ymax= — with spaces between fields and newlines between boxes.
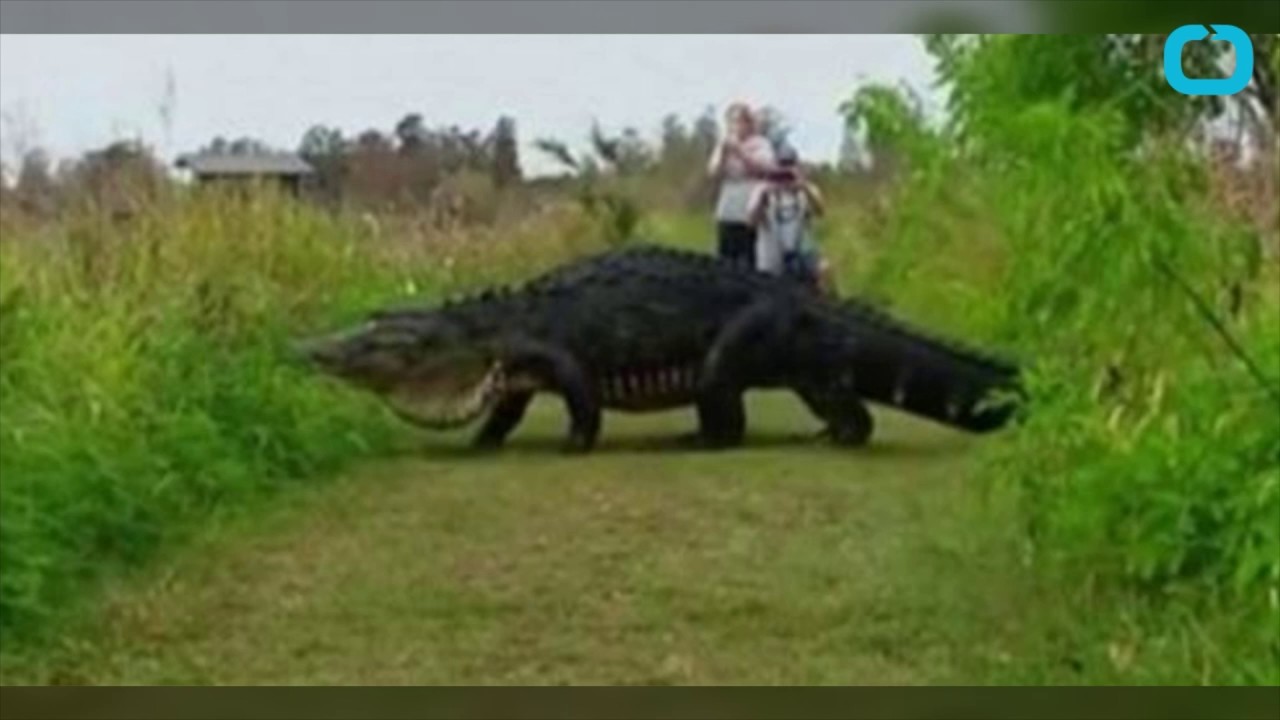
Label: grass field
xmin=3 ymin=33 xmax=1276 ymax=683
xmin=0 ymin=393 xmax=1044 ymax=686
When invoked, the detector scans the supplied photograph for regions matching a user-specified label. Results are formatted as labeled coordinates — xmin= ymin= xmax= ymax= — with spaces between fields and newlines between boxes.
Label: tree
xmin=13 ymin=149 xmax=56 ymax=216
xmin=692 ymin=106 xmax=719 ymax=153
xmin=839 ymin=81 xmax=930 ymax=179
xmin=659 ymin=113 xmax=688 ymax=164
xmin=533 ymin=138 xmax=583 ymax=175
xmin=228 ymin=137 xmax=270 ymax=156
xmin=299 ymin=124 xmax=344 ymax=161
xmin=837 ymin=125 xmax=867 ymax=173
xmin=200 ymin=136 xmax=271 ymax=156
xmin=394 ymin=113 xmax=426 ymax=155
xmin=345 ymin=128 xmax=403 ymax=208
xmin=919 ymin=34 xmax=1271 ymax=152
xmin=205 ymin=136 xmax=229 ymax=155
xmin=488 ymin=115 xmax=521 ymax=189
xmin=588 ymin=122 xmax=653 ymax=176
xmin=298 ymin=124 xmax=347 ymax=205
xmin=355 ymin=129 xmax=394 ymax=153
xmin=58 ymin=140 xmax=168 ymax=215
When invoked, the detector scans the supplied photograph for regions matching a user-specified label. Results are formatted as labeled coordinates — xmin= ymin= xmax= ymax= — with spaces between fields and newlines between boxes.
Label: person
xmin=706 ymin=103 xmax=776 ymax=270
xmin=747 ymin=144 xmax=835 ymax=295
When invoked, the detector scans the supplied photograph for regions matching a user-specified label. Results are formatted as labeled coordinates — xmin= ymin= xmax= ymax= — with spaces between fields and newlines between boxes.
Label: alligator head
xmin=294 ymin=310 xmax=508 ymax=430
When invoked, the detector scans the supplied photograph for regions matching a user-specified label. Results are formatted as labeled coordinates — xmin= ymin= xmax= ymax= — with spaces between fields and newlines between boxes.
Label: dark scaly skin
xmin=297 ymin=244 xmax=1023 ymax=453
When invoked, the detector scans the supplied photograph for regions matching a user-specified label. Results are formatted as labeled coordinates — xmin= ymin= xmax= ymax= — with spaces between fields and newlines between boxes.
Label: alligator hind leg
xmin=795 ymin=383 xmax=875 ymax=447
xmin=691 ymin=299 xmax=789 ymax=449
xmin=694 ymin=390 xmax=747 ymax=449
xmin=472 ymin=390 xmax=534 ymax=450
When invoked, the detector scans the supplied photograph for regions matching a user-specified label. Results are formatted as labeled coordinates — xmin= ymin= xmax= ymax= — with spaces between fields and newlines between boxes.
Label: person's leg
xmin=717 ymin=221 xmax=752 ymax=268
xmin=716 ymin=221 xmax=734 ymax=260
xmin=757 ymin=229 xmax=784 ymax=276
xmin=729 ymin=222 xmax=758 ymax=270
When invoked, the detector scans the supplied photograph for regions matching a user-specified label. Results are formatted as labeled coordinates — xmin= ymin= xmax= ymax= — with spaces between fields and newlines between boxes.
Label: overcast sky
xmin=0 ymin=35 xmax=938 ymax=176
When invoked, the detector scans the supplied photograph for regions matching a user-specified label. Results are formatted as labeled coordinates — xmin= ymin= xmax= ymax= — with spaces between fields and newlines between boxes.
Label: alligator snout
xmin=291 ymin=336 xmax=343 ymax=370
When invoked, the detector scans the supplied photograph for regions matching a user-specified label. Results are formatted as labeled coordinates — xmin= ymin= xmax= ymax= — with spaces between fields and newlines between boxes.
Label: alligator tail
xmin=828 ymin=299 xmax=1024 ymax=433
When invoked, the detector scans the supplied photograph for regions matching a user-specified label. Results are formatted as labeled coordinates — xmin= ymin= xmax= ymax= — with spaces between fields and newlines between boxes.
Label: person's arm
xmin=706 ymin=140 xmax=725 ymax=178
xmin=738 ymin=138 xmax=776 ymax=178
xmin=746 ymin=186 xmax=768 ymax=226
xmin=803 ymin=181 xmax=825 ymax=218
xmin=707 ymin=136 xmax=746 ymax=178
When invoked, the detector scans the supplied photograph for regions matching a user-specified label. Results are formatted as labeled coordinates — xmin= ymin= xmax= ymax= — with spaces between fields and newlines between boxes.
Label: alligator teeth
xmin=390 ymin=362 xmax=505 ymax=430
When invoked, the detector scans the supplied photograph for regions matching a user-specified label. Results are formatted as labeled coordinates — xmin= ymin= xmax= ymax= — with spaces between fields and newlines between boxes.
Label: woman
xmin=706 ymin=103 xmax=776 ymax=270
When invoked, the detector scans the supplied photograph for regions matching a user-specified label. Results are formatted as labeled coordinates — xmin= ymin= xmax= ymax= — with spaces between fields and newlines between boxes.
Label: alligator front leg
xmin=472 ymin=390 xmax=534 ymax=450
xmin=502 ymin=338 xmax=601 ymax=453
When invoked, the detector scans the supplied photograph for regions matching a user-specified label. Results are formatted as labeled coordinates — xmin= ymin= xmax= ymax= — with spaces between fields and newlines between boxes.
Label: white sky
xmin=0 ymin=34 xmax=939 ymax=176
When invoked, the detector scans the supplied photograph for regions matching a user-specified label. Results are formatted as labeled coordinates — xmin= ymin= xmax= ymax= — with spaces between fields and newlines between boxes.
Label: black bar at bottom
xmin=1 ymin=687 xmax=1278 ymax=720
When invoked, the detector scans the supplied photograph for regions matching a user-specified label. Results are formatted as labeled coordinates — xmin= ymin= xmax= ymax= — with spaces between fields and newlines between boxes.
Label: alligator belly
xmin=595 ymin=365 xmax=701 ymax=413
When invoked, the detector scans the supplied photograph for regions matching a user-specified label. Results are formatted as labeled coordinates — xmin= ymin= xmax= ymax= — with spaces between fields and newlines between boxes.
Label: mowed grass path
xmin=3 ymin=393 xmax=1037 ymax=685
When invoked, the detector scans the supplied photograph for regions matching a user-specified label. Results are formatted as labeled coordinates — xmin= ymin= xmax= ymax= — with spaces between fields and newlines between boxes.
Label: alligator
xmin=295 ymin=244 xmax=1023 ymax=453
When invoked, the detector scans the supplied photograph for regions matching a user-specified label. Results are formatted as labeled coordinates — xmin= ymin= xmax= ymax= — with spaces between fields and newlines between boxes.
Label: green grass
xmin=0 ymin=394 xmax=1038 ymax=685
xmin=2 ymin=87 xmax=1276 ymax=683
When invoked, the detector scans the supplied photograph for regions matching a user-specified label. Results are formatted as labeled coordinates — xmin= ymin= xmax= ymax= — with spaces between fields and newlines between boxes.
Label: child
xmin=747 ymin=145 xmax=834 ymax=295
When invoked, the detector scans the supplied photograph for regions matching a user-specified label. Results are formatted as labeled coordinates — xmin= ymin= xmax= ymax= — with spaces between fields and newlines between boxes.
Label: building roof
xmin=175 ymin=152 xmax=314 ymax=176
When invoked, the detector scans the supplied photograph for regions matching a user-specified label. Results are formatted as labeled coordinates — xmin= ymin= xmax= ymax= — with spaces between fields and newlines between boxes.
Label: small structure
xmin=175 ymin=151 xmax=314 ymax=197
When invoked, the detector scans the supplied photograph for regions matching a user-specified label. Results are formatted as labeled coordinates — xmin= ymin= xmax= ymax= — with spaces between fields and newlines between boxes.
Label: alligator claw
xmin=818 ymin=425 xmax=872 ymax=447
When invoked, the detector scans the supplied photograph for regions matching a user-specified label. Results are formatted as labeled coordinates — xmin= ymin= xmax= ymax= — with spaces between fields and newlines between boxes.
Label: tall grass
xmin=842 ymin=94 xmax=1280 ymax=683
xmin=0 ymin=184 xmax=606 ymax=645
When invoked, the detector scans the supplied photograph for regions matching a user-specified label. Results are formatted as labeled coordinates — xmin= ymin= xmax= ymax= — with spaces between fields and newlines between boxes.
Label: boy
xmin=747 ymin=145 xmax=834 ymax=295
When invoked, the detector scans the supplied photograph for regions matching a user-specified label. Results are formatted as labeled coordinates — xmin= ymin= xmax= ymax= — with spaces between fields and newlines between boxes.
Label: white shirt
xmin=709 ymin=135 xmax=775 ymax=224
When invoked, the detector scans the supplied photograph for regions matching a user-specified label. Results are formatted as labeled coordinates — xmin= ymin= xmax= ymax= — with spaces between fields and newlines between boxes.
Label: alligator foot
xmin=795 ymin=384 xmax=875 ymax=448
xmin=560 ymin=430 xmax=597 ymax=454
xmin=817 ymin=422 xmax=873 ymax=448
xmin=472 ymin=391 xmax=533 ymax=452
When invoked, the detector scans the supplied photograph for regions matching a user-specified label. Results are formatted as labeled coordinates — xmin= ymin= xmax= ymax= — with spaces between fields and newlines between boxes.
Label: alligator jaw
xmin=383 ymin=362 xmax=508 ymax=431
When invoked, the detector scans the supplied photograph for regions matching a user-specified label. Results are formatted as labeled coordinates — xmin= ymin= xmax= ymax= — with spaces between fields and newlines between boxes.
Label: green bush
xmin=0 ymin=189 xmax=402 ymax=640
xmin=0 ymin=186 xmax=605 ymax=645
xmin=840 ymin=36 xmax=1280 ymax=682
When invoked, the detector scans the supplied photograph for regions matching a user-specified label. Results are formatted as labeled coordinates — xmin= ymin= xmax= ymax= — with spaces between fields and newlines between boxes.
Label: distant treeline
xmin=0 ymin=106 xmax=881 ymax=225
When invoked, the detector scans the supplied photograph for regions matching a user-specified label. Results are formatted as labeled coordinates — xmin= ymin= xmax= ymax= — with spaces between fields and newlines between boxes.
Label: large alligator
xmin=296 ymin=244 xmax=1023 ymax=452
